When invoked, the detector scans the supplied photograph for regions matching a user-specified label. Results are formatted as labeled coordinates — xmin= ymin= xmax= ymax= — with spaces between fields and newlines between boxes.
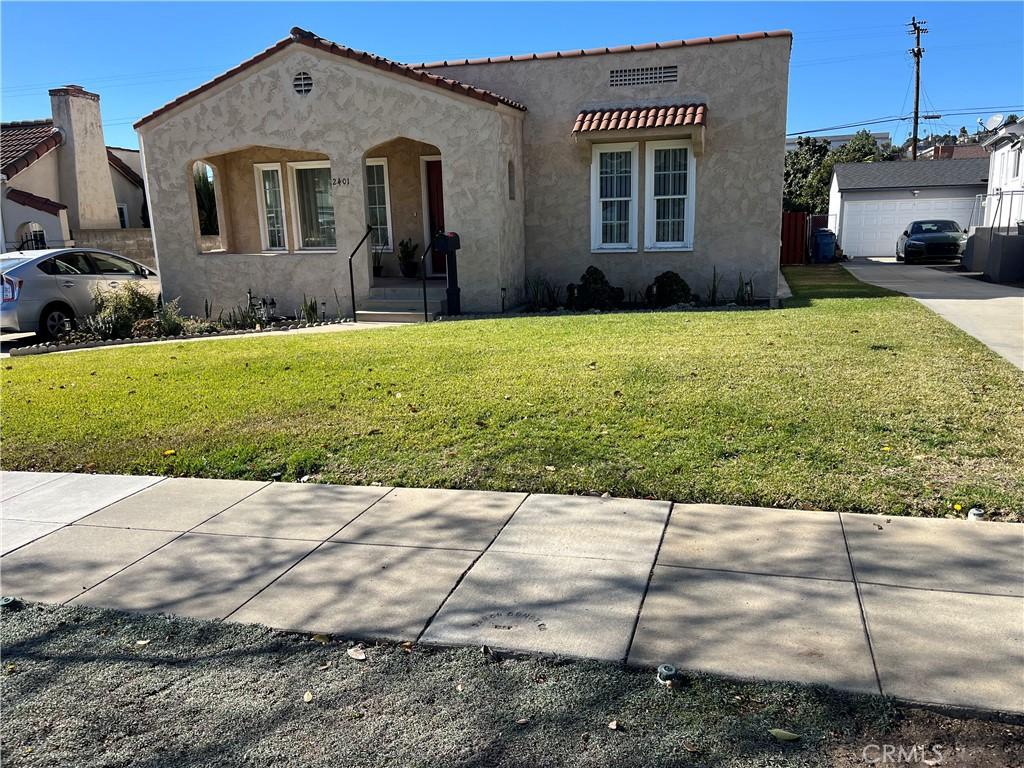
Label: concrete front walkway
xmin=844 ymin=257 xmax=1024 ymax=370
xmin=2 ymin=471 xmax=1022 ymax=714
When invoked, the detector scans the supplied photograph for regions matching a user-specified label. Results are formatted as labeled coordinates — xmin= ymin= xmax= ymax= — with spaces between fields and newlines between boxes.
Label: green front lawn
xmin=3 ymin=265 xmax=1022 ymax=517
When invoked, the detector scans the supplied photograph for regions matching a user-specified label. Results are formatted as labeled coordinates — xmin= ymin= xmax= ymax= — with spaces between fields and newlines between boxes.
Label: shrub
xmin=569 ymin=266 xmax=624 ymax=311
xmin=524 ymin=274 xmax=563 ymax=310
xmin=645 ymin=271 xmax=692 ymax=308
xmin=84 ymin=282 xmax=157 ymax=339
xmin=154 ymin=299 xmax=185 ymax=336
xmin=131 ymin=318 xmax=162 ymax=338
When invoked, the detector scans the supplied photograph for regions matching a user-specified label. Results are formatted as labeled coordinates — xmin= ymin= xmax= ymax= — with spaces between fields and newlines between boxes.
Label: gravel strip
xmin=2 ymin=603 xmax=1020 ymax=767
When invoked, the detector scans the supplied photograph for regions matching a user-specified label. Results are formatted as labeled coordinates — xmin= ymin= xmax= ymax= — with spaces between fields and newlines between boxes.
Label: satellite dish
xmin=984 ymin=113 xmax=1005 ymax=131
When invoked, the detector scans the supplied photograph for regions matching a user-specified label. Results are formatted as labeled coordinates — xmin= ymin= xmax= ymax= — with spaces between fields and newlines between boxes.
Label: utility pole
xmin=907 ymin=16 xmax=928 ymax=160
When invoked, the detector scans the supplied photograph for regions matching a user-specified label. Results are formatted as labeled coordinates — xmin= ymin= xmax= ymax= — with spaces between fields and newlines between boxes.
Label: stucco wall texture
xmin=139 ymin=45 xmax=524 ymax=316
xmin=50 ymin=90 xmax=121 ymax=231
xmin=424 ymin=34 xmax=791 ymax=301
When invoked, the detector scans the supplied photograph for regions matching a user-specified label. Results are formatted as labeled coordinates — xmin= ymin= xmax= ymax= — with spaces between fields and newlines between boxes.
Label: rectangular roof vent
xmin=609 ymin=65 xmax=678 ymax=87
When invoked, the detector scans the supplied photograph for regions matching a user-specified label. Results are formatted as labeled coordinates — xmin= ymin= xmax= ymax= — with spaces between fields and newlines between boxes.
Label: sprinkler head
xmin=656 ymin=664 xmax=677 ymax=684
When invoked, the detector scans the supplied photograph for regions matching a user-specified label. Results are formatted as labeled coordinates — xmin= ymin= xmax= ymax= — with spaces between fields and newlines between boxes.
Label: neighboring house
xmin=0 ymin=85 xmax=152 ymax=260
xmin=135 ymin=26 xmax=791 ymax=317
xmin=827 ymin=158 xmax=988 ymax=257
xmin=980 ymin=120 xmax=1024 ymax=229
xmin=784 ymin=131 xmax=890 ymax=153
xmin=918 ymin=143 xmax=989 ymax=160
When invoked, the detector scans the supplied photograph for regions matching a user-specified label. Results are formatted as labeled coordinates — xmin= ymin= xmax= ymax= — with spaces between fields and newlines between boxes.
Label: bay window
xmin=288 ymin=161 xmax=336 ymax=249
xmin=591 ymin=142 xmax=638 ymax=251
xmin=644 ymin=140 xmax=695 ymax=250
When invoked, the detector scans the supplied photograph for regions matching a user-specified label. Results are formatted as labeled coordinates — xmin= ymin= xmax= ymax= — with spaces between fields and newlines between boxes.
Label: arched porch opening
xmin=192 ymin=146 xmax=332 ymax=255
xmin=361 ymin=137 xmax=444 ymax=284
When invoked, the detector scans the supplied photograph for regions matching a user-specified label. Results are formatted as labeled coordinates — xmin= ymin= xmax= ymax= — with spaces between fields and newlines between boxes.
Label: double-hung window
xmin=365 ymin=158 xmax=393 ymax=251
xmin=288 ymin=161 xmax=336 ymax=249
xmin=591 ymin=143 xmax=638 ymax=251
xmin=254 ymin=163 xmax=287 ymax=250
xmin=644 ymin=140 xmax=695 ymax=250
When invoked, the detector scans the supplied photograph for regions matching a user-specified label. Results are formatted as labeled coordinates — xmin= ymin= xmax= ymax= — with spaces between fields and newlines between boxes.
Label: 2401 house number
xmin=330 ymin=177 xmax=350 ymax=187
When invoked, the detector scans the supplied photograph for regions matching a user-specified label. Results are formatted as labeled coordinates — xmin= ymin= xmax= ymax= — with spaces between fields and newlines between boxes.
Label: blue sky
xmin=2 ymin=2 xmax=1021 ymax=150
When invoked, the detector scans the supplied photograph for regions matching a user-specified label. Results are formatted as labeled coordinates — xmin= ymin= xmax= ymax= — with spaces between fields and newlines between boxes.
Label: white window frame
xmin=253 ymin=162 xmax=288 ymax=251
xmin=590 ymin=142 xmax=638 ymax=252
xmin=287 ymin=160 xmax=336 ymax=251
xmin=365 ymin=157 xmax=394 ymax=253
xmin=116 ymin=203 xmax=129 ymax=229
xmin=644 ymin=139 xmax=696 ymax=251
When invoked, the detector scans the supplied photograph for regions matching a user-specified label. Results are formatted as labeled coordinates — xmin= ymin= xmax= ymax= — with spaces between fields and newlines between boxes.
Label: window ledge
xmin=591 ymin=246 xmax=637 ymax=254
xmin=645 ymin=244 xmax=694 ymax=252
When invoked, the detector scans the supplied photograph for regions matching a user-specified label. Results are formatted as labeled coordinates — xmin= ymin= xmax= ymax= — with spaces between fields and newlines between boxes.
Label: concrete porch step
xmin=360 ymin=297 xmax=445 ymax=313
xmin=355 ymin=309 xmax=439 ymax=323
xmin=370 ymin=280 xmax=446 ymax=301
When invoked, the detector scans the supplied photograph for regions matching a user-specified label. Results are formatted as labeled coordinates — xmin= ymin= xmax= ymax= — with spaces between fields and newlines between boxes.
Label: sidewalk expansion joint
xmin=623 ymin=501 xmax=674 ymax=663
xmin=220 ymin=485 xmax=396 ymax=622
xmin=64 ymin=479 xmax=271 ymax=606
xmin=839 ymin=511 xmax=884 ymax=697
xmin=414 ymin=492 xmax=531 ymax=644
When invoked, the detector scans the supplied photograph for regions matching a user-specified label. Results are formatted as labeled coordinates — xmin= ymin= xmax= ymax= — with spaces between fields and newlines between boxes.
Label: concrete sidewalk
xmin=843 ymin=257 xmax=1024 ymax=370
xmin=1 ymin=471 xmax=1021 ymax=714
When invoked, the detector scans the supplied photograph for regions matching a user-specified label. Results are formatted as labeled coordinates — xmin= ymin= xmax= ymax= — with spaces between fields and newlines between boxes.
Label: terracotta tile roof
xmin=415 ymin=30 xmax=792 ymax=69
xmin=1 ymin=119 xmax=63 ymax=179
xmin=5 ymin=187 xmax=67 ymax=216
xmin=573 ymin=104 xmax=707 ymax=134
xmin=135 ymin=27 xmax=526 ymax=129
xmin=107 ymin=148 xmax=145 ymax=188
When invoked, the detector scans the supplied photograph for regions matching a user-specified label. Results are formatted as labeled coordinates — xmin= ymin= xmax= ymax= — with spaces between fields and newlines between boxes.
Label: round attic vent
xmin=292 ymin=72 xmax=313 ymax=95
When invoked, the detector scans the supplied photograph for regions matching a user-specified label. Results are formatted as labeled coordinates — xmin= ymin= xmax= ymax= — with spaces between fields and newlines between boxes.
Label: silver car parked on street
xmin=1 ymin=248 xmax=160 ymax=338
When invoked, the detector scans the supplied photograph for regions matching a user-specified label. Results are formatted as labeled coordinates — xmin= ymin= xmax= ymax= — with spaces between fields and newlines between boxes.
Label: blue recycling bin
xmin=812 ymin=229 xmax=836 ymax=262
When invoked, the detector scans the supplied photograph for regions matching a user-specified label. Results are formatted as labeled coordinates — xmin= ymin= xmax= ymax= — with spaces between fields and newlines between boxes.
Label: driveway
xmin=844 ymin=257 xmax=1024 ymax=370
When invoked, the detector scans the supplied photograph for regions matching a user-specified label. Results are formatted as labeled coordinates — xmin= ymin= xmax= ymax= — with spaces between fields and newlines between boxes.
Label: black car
xmin=896 ymin=220 xmax=968 ymax=263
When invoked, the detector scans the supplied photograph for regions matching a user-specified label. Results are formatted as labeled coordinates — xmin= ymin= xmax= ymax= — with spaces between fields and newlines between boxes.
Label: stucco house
xmin=1 ymin=86 xmax=152 ymax=260
xmin=136 ymin=27 xmax=791 ymax=318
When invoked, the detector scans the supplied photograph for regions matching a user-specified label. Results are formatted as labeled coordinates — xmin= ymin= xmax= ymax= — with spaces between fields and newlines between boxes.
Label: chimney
xmin=49 ymin=85 xmax=120 ymax=231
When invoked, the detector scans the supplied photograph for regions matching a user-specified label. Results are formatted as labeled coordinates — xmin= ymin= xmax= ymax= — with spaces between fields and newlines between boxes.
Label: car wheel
xmin=38 ymin=303 xmax=74 ymax=341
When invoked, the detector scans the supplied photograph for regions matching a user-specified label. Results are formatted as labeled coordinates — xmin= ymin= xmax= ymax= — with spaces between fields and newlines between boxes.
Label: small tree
xmin=193 ymin=164 xmax=219 ymax=236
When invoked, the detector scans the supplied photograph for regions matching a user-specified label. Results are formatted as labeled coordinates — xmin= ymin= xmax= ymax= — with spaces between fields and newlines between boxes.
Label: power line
xmin=787 ymin=105 xmax=1024 ymax=136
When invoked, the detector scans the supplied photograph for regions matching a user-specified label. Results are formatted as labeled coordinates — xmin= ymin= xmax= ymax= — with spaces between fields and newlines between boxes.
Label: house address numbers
xmin=330 ymin=177 xmax=350 ymax=187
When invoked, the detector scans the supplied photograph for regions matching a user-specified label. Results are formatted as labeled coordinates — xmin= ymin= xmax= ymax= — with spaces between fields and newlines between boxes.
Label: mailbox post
xmin=433 ymin=231 xmax=462 ymax=315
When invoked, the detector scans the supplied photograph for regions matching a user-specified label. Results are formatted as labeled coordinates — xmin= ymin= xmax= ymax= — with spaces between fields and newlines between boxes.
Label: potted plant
xmin=372 ymin=248 xmax=384 ymax=278
xmin=398 ymin=239 xmax=420 ymax=278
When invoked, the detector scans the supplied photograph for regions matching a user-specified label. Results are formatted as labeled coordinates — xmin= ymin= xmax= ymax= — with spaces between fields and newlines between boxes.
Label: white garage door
xmin=840 ymin=197 xmax=977 ymax=257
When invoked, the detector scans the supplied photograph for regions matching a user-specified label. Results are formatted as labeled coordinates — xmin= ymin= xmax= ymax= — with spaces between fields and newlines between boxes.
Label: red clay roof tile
xmin=572 ymin=104 xmax=707 ymax=134
xmin=134 ymin=27 xmax=526 ymax=129
xmin=1 ymin=119 xmax=63 ymax=179
xmin=415 ymin=30 xmax=791 ymax=69
xmin=5 ymin=187 xmax=67 ymax=216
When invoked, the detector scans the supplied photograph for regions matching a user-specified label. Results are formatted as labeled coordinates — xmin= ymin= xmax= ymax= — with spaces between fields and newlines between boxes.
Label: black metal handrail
xmin=347 ymin=224 xmax=374 ymax=322
xmin=419 ymin=240 xmax=435 ymax=323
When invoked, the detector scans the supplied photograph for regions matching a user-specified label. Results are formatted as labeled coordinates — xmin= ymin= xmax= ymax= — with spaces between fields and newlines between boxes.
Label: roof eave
xmin=414 ymin=29 xmax=792 ymax=69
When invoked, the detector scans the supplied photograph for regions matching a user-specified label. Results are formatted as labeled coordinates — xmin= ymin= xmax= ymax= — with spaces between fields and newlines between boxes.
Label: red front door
xmin=425 ymin=159 xmax=446 ymax=274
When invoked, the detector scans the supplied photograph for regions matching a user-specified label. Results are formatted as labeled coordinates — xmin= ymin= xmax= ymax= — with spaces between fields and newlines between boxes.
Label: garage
xmin=828 ymin=158 xmax=988 ymax=258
